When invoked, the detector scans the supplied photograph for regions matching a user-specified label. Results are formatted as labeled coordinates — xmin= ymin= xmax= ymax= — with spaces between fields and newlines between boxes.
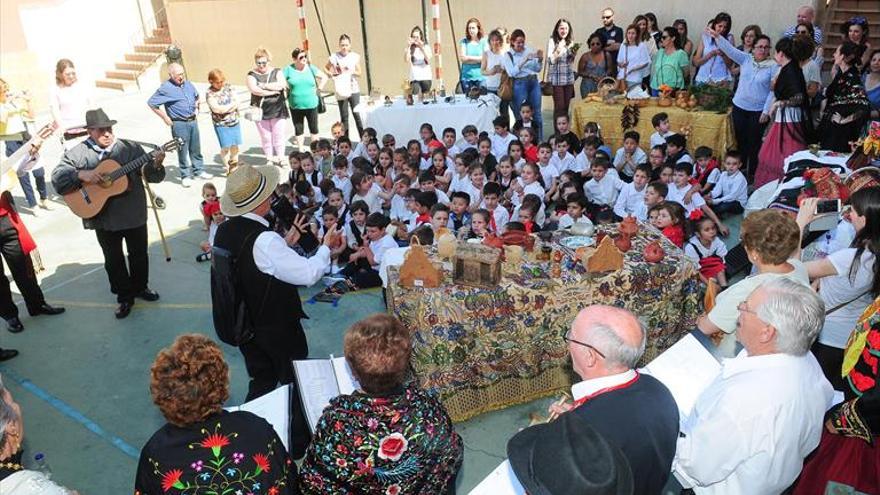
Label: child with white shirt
xmin=549 ymin=138 xmax=576 ymax=175
xmin=339 ymin=212 xmax=397 ymax=289
xmin=459 ymin=124 xmax=479 ymax=151
xmin=419 ymin=170 xmax=450 ymax=205
xmin=490 ymin=116 xmax=516 ymax=159
xmin=331 ymin=155 xmax=352 ymax=199
xmin=693 ymin=146 xmax=721 ymax=194
xmin=441 ymin=127 xmax=461 ymax=158
xmin=336 ymin=136 xmax=355 ymax=171
xmin=613 ymin=163 xmax=651 ymax=220
xmin=536 ymin=142 xmax=559 ymax=201
xmin=633 ymin=180 xmax=668 ymax=221
xmin=506 ymin=140 xmax=527 ymax=176
xmin=448 ymin=154 xmax=471 ymax=193
xmin=667 ymin=163 xmax=729 ymax=236
xmin=583 ymin=156 xmax=625 ymax=218
xmin=507 ymin=162 xmax=546 ymax=208
xmin=706 ymin=150 xmax=748 ymax=217
xmin=388 ymin=175 xmax=413 ymax=224
xmin=558 ymin=193 xmax=595 ymax=230
xmin=481 ymin=182 xmax=510 ymax=234
xmin=649 ymin=112 xmax=674 ymax=148
xmin=684 ymin=216 xmax=729 ymax=287
xmin=574 ymin=136 xmax=601 ymax=178
xmin=460 ymin=163 xmax=486 ymax=210
xmin=613 ymin=130 xmax=647 ymax=182
xmin=350 ymin=170 xmax=389 ymax=213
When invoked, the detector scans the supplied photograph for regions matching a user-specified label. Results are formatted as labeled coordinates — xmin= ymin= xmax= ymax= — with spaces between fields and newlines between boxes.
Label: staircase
xmin=821 ymin=0 xmax=880 ymax=71
xmin=95 ymin=26 xmax=172 ymax=91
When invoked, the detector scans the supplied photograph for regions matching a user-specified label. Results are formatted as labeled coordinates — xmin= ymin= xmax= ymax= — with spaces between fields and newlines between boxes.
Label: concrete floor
xmin=0 ymin=84 xmax=740 ymax=493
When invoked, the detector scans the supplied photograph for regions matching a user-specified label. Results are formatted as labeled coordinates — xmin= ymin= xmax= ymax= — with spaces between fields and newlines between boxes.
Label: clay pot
xmin=614 ymin=233 xmax=632 ymax=252
xmin=618 ymin=216 xmax=639 ymax=236
xmin=643 ymin=240 xmax=666 ymax=263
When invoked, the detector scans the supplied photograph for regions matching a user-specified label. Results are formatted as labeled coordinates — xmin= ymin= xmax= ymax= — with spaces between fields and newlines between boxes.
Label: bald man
xmin=552 ymin=305 xmax=679 ymax=494
xmin=783 ymin=5 xmax=824 ymax=46
xmin=148 ymin=62 xmax=209 ymax=187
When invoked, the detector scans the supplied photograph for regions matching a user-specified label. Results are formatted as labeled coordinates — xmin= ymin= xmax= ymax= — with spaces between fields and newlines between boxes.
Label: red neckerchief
xmin=416 ymin=212 xmax=431 ymax=225
xmin=572 ymin=371 xmax=640 ymax=409
xmin=523 ymin=220 xmax=534 ymax=234
xmin=489 ymin=211 xmax=497 ymax=232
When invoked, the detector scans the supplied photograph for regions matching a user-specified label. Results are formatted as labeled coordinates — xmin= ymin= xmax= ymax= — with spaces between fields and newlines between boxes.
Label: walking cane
xmin=143 ymin=177 xmax=172 ymax=262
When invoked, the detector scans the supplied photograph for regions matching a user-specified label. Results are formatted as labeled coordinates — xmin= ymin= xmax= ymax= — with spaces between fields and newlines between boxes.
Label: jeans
xmin=712 ymin=201 xmax=744 ymax=217
xmin=731 ymin=104 xmax=765 ymax=180
xmin=4 ymin=140 xmax=47 ymax=207
xmin=337 ymin=92 xmax=364 ymax=138
xmin=512 ymin=76 xmax=543 ymax=140
xmin=94 ymin=224 xmax=149 ymax=303
xmin=170 ymin=120 xmax=204 ymax=178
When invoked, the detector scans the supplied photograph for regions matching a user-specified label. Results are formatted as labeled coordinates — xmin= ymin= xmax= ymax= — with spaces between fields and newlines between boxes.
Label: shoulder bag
xmin=498 ymin=52 xmax=514 ymax=101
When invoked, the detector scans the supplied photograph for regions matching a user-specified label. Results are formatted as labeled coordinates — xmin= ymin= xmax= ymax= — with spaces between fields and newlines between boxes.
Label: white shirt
xmin=512 ymin=179 xmax=545 ymax=206
xmin=673 ymin=350 xmax=834 ymax=495
xmin=243 ymin=213 xmax=331 ymax=286
xmin=710 ymin=171 xmax=748 ymax=206
xmin=571 ymin=370 xmax=638 ymax=401
xmin=613 ymin=147 xmax=647 ymax=176
xmin=389 ymin=194 xmax=408 ymax=221
xmin=633 ymin=201 xmax=649 ymax=222
xmin=558 ymin=214 xmax=594 ymax=230
xmin=490 ymin=132 xmax=517 ymax=159
xmin=584 ymin=174 xmax=625 ymax=206
xmin=328 ymin=51 xmax=361 ymax=95
xmin=617 ymin=42 xmax=651 ymax=83
xmin=429 ymin=188 xmax=450 ymax=205
xmin=612 ymin=182 xmax=647 ymax=219
xmin=684 ymin=236 xmax=728 ymax=264
xmin=650 ymin=131 xmax=673 ymax=148
xmin=331 ymin=174 xmax=352 ymax=200
xmin=549 ymin=152 xmax=576 ymax=174
xmin=352 ymin=185 xmax=382 ymax=214
xmin=369 ymin=233 xmax=398 ymax=268
xmin=449 ymin=172 xmax=471 ymax=193
xmin=818 ymin=247 xmax=876 ymax=348
xmin=379 ymin=246 xmax=409 ymax=288
xmin=459 ymin=182 xmax=483 ymax=208
xmin=537 ymin=162 xmax=559 ymax=192
xmin=666 ymin=182 xmax=706 ymax=216
xmin=481 ymin=203 xmax=510 ymax=233
xmin=345 ymin=221 xmax=367 ymax=248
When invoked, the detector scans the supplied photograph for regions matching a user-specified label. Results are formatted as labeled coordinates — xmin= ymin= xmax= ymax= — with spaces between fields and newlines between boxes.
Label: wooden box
xmin=453 ymin=243 xmax=502 ymax=288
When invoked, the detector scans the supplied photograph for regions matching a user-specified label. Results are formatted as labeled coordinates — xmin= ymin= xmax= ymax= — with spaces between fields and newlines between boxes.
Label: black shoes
xmin=5 ymin=317 xmax=23 ymax=333
xmin=29 ymin=303 xmax=66 ymax=317
xmin=0 ymin=348 xmax=18 ymax=361
xmin=136 ymin=289 xmax=160 ymax=302
xmin=115 ymin=301 xmax=134 ymax=319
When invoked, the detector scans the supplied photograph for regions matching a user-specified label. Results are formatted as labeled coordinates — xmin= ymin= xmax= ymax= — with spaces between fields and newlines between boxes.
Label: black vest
xmin=213 ymin=216 xmax=306 ymax=330
xmin=572 ymin=374 xmax=679 ymax=495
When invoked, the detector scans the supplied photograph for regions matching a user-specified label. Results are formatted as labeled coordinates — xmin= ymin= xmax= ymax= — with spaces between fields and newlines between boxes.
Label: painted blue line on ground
xmin=0 ymin=365 xmax=140 ymax=460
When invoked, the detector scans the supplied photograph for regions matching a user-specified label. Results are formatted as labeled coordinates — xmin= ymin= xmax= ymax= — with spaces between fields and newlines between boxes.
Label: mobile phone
xmin=815 ymin=199 xmax=841 ymax=215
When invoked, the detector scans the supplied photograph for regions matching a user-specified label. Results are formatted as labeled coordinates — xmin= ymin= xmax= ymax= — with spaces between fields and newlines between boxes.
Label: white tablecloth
xmin=356 ymin=95 xmax=498 ymax=143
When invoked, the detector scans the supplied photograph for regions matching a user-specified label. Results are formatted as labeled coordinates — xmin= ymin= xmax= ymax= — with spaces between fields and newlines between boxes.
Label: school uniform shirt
xmin=448 ymin=173 xmax=471 ymax=193
xmin=446 ymin=143 xmax=462 ymax=158
xmin=304 ymin=169 xmax=324 ymax=188
xmin=666 ymin=183 xmax=706 ymax=216
xmin=345 ymin=222 xmax=367 ymax=248
xmin=710 ymin=171 xmax=748 ymax=207
xmin=613 ymin=147 xmax=647 ymax=177
xmin=537 ymin=163 xmax=559 ymax=192
xmin=633 ymin=201 xmax=649 ymax=222
xmin=353 ymin=184 xmax=383 ymax=213
xmin=429 ymin=188 xmax=450 ymax=206
xmin=612 ymin=182 xmax=647 ymax=219
xmin=369 ymin=233 xmax=399 ymax=269
xmin=480 ymin=203 xmax=510 ymax=234
xmin=584 ymin=174 xmax=625 ymax=207
xmin=650 ymin=131 xmax=674 ymax=148
xmin=389 ymin=194 xmax=408 ymax=222
xmin=684 ymin=236 xmax=728 ymax=264
xmin=331 ymin=174 xmax=353 ymax=200
xmin=558 ymin=214 xmax=594 ymax=230
xmin=490 ymin=133 xmax=517 ymax=159
xmin=458 ymin=140 xmax=478 ymax=152
xmin=512 ymin=158 xmax=527 ymax=174
xmin=549 ymin=152 xmax=577 ymax=174
xmin=574 ymin=150 xmax=592 ymax=174
xmin=459 ymin=182 xmax=484 ymax=209
xmin=513 ymin=179 xmax=546 ymax=206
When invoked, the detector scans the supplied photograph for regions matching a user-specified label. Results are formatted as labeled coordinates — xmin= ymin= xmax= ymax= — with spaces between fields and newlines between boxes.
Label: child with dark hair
xmin=413 ymin=190 xmax=437 ymax=226
xmin=481 ymin=182 xmax=509 ymax=233
xmin=477 ymin=135 xmax=498 ymax=178
xmin=705 ymin=150 xmax=747 ymax=217
xmin=634 ymin=180 xmax=668 ymax=221
xmin=288 ymin=151 xmax=306 ymax=184
xmin=583 ymin=155 xmax=625 ymax=218
xmin=448 ymin=191 xmax=472 ymax=231
xmin=339 ymin=211 xmax=396 ymax=289
xmin=558 ymin=193 xmax=594 ymax=230
xmin=294 ymin=180 xmax=319 ymax=216
xmin=314 ymin=138 xmax=333 ymax=176
xmin=554 ymin=114 xmax=582 ymax=154
xmin=429 ymin=203 xmax=451 ymax=235
xmin=648 ymin=144 xmax=667 ymax=181
xmin=419 ymin=170 xmax=450 ymax=205
xmin=667 ymin=162 xmax=729 ymax=236
xmin=406 ymin=139 xmax=422 ymax=165
xmin=494 ymin=155 xmax=518 ymax=197
xmin=649 ymin=201 xmax=688 ymax=248
xmin=459 ymin=209 xmax=491 ymax=240
xmin=685 ymin=216 xmax=729 ymax=287
xmin=336 ymin=136 xmax=354 ymax=167
xmin=441 ymin=127 xmax=460 ymax=158
xmin=517 ymin=193 xmax=544 ymax=233
xmin=345 ymin=200 xmax=370 ymax=251
xmin=536 ymin=142 xmax=559 ymax=201
xmin=693 ymin=146 xmax=721 ymax=193
xmin=517 ymin=126 xmax=539 ymax=164
xmin=613 ymin=163 xmax=651 ymax=220
xmin=460 ymin=124 xmax=479 ymax=151
xmin=381 ymin=133 xmax=396 ymax=149
xmin=613 ymin=130 xmax=647 ymax=183
xmin=574 ymin=135 xmax=602 ymax=178
xmin=429 ymin=147 xmax=452 ymax=191
xmin=650 ymin=112 xmax=673 ymax=148
xmin=664 ymin=133 xmax=693 ymax=166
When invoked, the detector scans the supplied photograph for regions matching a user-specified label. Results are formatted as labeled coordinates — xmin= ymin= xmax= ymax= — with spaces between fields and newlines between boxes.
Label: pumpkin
xmin=643 ymin=241 xmax=665 ymax=263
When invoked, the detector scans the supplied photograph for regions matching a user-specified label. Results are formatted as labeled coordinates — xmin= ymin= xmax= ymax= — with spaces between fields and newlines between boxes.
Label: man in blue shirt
xmin=148 ymin=63 xmax=209 ymax=187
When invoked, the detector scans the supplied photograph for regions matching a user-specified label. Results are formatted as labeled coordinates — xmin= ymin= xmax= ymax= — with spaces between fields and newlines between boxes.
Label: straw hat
xmin=219 ymin=164 xmax=279 ymax=217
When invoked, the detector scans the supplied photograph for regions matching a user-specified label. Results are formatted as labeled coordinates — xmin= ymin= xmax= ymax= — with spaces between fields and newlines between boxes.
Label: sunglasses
xmin=255 ymin=61 xmax=268 ymax=66
xmin=298 ymin=55 xmax=308 ymax=60
xmin=563 ymin=330 xmax=607 ymax=359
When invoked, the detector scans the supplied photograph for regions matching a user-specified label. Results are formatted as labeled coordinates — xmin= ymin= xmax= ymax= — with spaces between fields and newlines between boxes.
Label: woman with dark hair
xmin=283 ymin=48 xmax=328 ymax=151
xmin=405 ymin=26 xmax=432 ymax=96
xmin=645 ymin=12 xmax=661 ymax=47
xmin=650 ymin=26 xmax=689 ymax=92
xmin=616 ymin=24 xmax=651 ymax=91
xmin=795 ymin=22 xmax=822 ymax=62
xmin=482 ymin=29 xmax=510 ymax=115
xmin=577 ymin=33 xmax=611 ymax=97
xmin=326 ymin=34 xmax=364 ymax=138
xmin=866 ymin=49 xmax=880 ymax=119
xmin=737 ymin=25 xmax=762 ymax=55
xmin=674 ymin=19 xmax=694 ymax=58
xmin=633 ymin=14 xmax=658 ymax=61
xmin=49 ymin=58 xmax=92 ymax=150
xmin=819 ymin=41 xmax=871 ymax=152
xmin=547 ymin=18 xmax=578 ymax=117
xmin=299 ymin=314 xmax=463 ymax=494
xmin=502 ymin=29 xmax=544 ymax=139
xmin=841 ymin=16 xmax=872 ymax=69
xmin=460 ymin=18 xmax=487 ymax=93
xmin=135 ymin=334 xmax=296 ymax=494
xmin=693 ymin=12 xmax=734 ymax=85
xmin=754 ymin=36 xmax=814 ymax=188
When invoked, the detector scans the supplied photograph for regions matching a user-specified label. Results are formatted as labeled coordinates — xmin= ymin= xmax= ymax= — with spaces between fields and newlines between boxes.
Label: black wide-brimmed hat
xmin=507 ymin=413 xmax=634 ymax=495
xmin=84 ymin=108 xmax=117 ymax=129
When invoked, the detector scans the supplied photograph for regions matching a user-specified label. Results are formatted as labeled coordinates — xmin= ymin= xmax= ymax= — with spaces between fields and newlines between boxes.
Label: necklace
xmin=0 ymin=460 xmax=23 ymax=471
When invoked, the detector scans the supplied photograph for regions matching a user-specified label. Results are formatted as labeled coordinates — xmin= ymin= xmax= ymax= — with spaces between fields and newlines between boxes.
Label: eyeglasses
xmin=255 ymin=61 xmax=268 ymax=66
xmin=602 ymin=15 xmax=613 ymax=19
xmin=563 ymin=330 xmax=606 ymax=359
xmin=661 ymin=35 xmax=670 ymax=40
xmin=736 ymin=301 xmax=758 ymax=315
xmin=298 ymin=56 xmax=308 ymax=60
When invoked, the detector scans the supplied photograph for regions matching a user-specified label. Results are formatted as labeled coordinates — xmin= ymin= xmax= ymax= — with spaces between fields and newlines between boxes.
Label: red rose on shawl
xmin=253 ymin=453 xmax=271 ymax=474
xmin=662 ymin=225 xmax=685 ymax=248
xmin=200 ymin=433 xmax=230 ymax=457
xmin=269 ymin=487 xmax=280 ymax=495
xmin=377 ymin=432 xmax=408 ymax=462
xmin=386 ymin=484 xmax=402 ymax=495
xmin=867 ymin=328 xmax=880 ymax=350
xmin=849 ymin=369 xmax=875 ymax=393
xmin=161 ymin=469 xmax=184 ymax=492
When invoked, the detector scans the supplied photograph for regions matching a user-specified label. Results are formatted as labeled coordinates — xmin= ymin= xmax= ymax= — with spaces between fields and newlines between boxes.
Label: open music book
xmin=640 ymin=333 xmax=722 ymax=420
xmin=469 ymin=460 xmax=526 ymax=495
xmin=293 ymin=356 xmax=360 ymax=432
xmin=225 ymin=385 xmax=291 ymax=451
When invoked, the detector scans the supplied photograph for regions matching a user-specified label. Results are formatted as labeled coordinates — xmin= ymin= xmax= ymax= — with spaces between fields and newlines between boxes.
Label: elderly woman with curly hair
xmin=697 ymin=209 xmax=811 ymax=356
xmin=299 ymin=314 xmax=463 ymax=494
xmin=135 ymin=334 xmax=297 ymax=494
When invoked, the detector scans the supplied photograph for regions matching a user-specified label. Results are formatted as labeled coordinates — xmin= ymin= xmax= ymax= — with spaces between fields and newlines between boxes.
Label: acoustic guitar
xmin=62 ymin=138 xmax=182 ymax=219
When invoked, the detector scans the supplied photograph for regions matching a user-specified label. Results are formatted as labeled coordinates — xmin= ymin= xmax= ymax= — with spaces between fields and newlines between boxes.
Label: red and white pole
xmin=296 ymin=0 xmax=309 ymax=52
xmin=430 ymin=0 xmax=443 ymax=90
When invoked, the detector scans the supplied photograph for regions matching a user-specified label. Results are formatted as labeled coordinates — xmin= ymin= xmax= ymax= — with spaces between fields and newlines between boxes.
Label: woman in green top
xmin=650 ymin=27 xmax=690 ymax=93
xmin=283 ymin=48 xmax=328 ymax=149
xmin=460 ymin=18 xmax=488 ymax=94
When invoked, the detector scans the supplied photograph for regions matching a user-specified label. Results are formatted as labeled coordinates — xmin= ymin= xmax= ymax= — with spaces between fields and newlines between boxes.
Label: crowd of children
xmin=197 ymin=110 xmax=750 ymax=292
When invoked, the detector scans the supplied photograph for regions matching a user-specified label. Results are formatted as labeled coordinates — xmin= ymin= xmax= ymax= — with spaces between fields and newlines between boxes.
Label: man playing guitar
xmin=52 ymin=109 xmax=166 ymax=319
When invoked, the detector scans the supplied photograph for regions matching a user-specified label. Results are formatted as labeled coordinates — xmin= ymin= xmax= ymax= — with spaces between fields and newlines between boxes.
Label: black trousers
xmin=712 ymin=201 xmax=745 ymax=217
xmin=240 ymin=320 xmax=311 ymax=457
xmin=812 ymin=341 xmax=846 ymax=392
xmin=731 ymin=104 xmax=765 ymax=181
xmin=0 ymin=215 xmax=46 ymax=319
xmin=94 ymin=224 xmax=149 ymax=303
xmin=337 ymin=93 xmax=364 ymax=138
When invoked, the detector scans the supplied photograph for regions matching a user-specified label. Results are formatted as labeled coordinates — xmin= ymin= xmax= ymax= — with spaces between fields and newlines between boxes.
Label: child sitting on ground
xmin=693 ymin=146 xmax=721 ymax=194
xmin=613 ymin=163 xmax=651 ymax=220
xmin=685 ymin=215 xmax=729 ymax=287
xmin=429 ymin=203 xmax=451 ymax=237
xmin=339 ymin=212 xmax=397 ymax=289
xmin=558 ymin=193 xmax=595 ymax=231
xmin=459 ymin=209 xmax=491 ymax=240
xmin=666 ymin=163 xmax=729 ymax=236
xmin=635 ymin=181 xmax=668 ymax=221
xmin=288 ymin=151 xmax=306 ymax=184
xmin=196 ymin=201 xmax=225 ymax=262
xmin=583 ymin=156 xmax=625 ymax=218
xmin=481 ymin=182 xmax=509 ymax=234
xmin=448 ymin=191 xmax=472 ymax=232
xmin=705 ymin=150 xmax=748 ymax=217
xmin=200 ymin=182 xmax=219 ymax=231
xmin=650 ymin=112 xmax=673 ymax=148
xmin=649 ymin=201 xmax=687 ymax=248
xmin=613 ymin=130 xmax=647 ymax=183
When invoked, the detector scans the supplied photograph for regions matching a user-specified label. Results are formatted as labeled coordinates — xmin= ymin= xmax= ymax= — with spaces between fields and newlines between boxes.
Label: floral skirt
xmin=755 ymin=121 xmax=807 ymax=188
xmin=793 ymin=429 xmax=880 ymax=495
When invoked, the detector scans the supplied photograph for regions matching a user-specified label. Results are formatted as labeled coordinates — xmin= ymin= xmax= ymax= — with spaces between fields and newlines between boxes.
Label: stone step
xmin=125 ymin=52 xmax=158 ymax=63
xmin=115 ymin=61 xmax=151 ymax=71
xmin=95 ymin=79 xmax=131 ymax=91
xmin=153 ymin=27 xmax=169 ymax=38
xmin=105 ymin=70 xmax=140 ymax=80
xmin=144 ymin=36 xmax=171 ymax=45
xmin=134 ymin=44 xmax=166 ymax=54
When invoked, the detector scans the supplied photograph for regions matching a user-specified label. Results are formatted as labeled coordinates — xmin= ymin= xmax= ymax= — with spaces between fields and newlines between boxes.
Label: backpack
xmin=210 ymin=231 xmax=264 ymax=347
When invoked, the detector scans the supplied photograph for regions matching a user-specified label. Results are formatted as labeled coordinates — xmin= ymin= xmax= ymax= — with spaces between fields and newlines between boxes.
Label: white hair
xmin=756 ymin=278 xmax=825 ymax=356
xmin=168 ymin=63 xmax=184 ymax=75
xmin=0 ymin=373 xmax=18 ymax=452
xmin=587 ymin=320 xmax=646 ymax=369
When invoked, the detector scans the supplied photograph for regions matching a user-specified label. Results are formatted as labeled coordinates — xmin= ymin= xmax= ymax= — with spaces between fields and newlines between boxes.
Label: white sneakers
xmin=196 ymin=171 xmax=213 ymax=179
xmin=181 ymin=177 xmax=193 ymax=188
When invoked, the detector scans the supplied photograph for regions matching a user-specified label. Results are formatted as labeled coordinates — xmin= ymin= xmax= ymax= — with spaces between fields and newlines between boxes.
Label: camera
xmin=269 ymin=192 xmax=320 ymax=253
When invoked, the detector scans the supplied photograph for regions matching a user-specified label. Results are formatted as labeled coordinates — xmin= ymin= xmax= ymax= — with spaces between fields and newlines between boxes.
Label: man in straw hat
xmin=53 ymin=108 xmax=166 ymax=319
xmin=214 ymin=164 xmax=341 ymax=458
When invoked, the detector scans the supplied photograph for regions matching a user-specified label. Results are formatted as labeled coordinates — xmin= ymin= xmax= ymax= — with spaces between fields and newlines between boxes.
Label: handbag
xmin=498 ymin=52 xmax=514 ymax=101
xmin=540 ymin=44 xmax=553 ymax=96
xmin=310 ymin=66 xmax=326 ymax=114
xmin=242 ymin=96 xmax=264 ymax=122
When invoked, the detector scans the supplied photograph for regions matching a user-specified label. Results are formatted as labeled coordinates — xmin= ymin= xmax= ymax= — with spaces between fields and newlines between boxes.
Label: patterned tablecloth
xmin=571 ymin=100 xmax=736 ymax=155
xmin=387 ymin=224 xmax=702 ymax=422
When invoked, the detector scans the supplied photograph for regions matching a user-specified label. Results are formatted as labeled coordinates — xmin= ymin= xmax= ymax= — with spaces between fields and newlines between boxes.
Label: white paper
xmin=225 ymin=385 xmax=290 ymax=451
xmin=331 ymin=356 xmax=360 ymax=395
xmin=468 ymin=460 xmax=526 ymax=495
xmin=641 ymin=334 xmax=722 ymax=418
xmin=293 ymin=359 xmax=340 ymax=432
